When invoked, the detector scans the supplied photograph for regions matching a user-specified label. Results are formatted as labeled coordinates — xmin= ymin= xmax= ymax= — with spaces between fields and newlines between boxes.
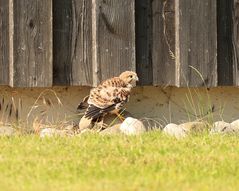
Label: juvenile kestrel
xmin=77 ymin=71 xmax=139 ymax=125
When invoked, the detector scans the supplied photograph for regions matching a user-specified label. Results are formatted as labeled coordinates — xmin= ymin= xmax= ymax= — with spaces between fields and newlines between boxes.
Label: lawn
xmin=0 ymin=132 xmax=238 ymax=191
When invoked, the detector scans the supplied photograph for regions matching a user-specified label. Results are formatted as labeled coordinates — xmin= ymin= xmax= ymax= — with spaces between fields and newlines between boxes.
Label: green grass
xmin=0 ymin=132 xmax=239 ymax=191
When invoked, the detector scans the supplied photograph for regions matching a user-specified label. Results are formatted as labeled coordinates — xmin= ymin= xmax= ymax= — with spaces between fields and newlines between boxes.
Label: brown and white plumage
xmin=77 ymin=71 xmax=139 ymax=123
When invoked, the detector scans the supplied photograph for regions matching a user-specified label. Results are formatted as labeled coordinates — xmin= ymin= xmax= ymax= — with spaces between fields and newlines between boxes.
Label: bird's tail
xmin=77 ymin=95 xmax=89 ymax=111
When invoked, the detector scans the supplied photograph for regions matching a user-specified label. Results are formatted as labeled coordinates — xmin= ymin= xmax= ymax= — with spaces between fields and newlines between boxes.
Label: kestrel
xmin=77 ymin=71 xmax=139 ymax=125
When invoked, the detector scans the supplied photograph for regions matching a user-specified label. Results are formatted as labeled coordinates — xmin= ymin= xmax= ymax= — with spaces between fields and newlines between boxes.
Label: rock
xmin=231 ymin=119 xmax=239 ymax=127
xmin=230 ymin=119 xmax=239 ymax=133
xmin=163 ymin=123 xmax=187 ymax=139
xmin=63 ymin=125 xmax=78 ymax=135
xmin=0 ymin=125 xmax=16 ymax=136
xmin=103 ymin=111 xmax=133 ymax=126
xmin=179 ymin=121 xmax=208 ymax=133
xmin=79 ymin=128 xmax=93 ymax=134
xmin=40 ymin=128 xmax=71 ymax=138
xmin=211 ymin=120 xmax=239 ymax=134
xmin=78 ymin=111 xmax=133 ymax=131
xmin=140 ymin=118 xmax=164 ymax=131
xmin=100 ymin=124 xmax=121 ymax=135
xmin=210 ymin=121 xmax=231 ymax=134
xmin=119 ymin=117 xmax=146 ymax=135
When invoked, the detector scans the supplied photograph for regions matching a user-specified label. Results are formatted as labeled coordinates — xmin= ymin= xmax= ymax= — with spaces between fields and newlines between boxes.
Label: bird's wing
xmin=84 ymin=77 xmax=131 ymax=119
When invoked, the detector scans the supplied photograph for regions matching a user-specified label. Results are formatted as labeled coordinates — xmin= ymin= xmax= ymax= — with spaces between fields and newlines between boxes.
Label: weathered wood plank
xmin=13 ymin=0 xmax=52 ymax=87
xmin=152 ymin=0 xmax=176 ymax=86
xmin=175 ymin=0 xmax=217 ymax=87
xmin=233 ymin=0 xmax=239 ymax=85
xmin=217 ymin=0 xmax=233 ymax=85
xmin=135 ymin=0 xmax=152 ymax=85
xmin=0 ymin=0 xmax=10 ymax=85
xmin=93 ymin=0 xmax=135 ymax=83
xmin=53 ymin=0 xmax=93 ymax=86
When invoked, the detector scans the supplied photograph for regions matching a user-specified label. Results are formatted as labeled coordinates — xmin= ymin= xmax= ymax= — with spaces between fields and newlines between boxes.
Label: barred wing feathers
xmin=85 ymin=77 xmax=131 ymax=120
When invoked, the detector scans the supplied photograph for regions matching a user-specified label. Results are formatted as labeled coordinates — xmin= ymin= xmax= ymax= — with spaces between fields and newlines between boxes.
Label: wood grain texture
xmin=95 ymin=0 xmax=135 ymax=83
xmin=175 ymin=0 xmax=217 ymax=87
xmin=135 ymin=0 xmax=152 ymax=85
xmin=217 ymin=0 xmax=233 ymax=85
xmin=53 ymin=0 xmax=92 ymax=86
xmin=0 ymin=0 xmax=10 ymax=85
xmin=233 ymin=0 xmax=239 ymax=85
xmin=13 ymin=0 xmax=52 ymax=87
xmin=152 ymin=0 xmax=176 ymax=86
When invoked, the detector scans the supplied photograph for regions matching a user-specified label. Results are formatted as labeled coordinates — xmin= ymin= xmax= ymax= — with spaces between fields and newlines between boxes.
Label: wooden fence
xmin=0 ymin=0 xmax=237 ymax=87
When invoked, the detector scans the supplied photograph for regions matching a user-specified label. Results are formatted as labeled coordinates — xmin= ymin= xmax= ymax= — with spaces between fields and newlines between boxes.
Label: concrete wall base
xmin=0 ymin=86 xmax=238 ymax=128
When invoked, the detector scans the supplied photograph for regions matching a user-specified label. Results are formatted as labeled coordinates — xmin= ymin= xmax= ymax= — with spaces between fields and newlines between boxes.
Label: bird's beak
xmin=135 ymin=76 xmax=139 ymax=81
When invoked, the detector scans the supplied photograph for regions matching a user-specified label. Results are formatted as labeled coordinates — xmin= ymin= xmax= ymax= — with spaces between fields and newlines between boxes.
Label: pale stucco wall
xmin=0 ymin=86 xmax=238 ymax=127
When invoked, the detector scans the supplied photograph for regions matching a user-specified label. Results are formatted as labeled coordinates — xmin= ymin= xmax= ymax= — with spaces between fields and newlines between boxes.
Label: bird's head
xmin=119 ymin=71 xmax=139 ymax=87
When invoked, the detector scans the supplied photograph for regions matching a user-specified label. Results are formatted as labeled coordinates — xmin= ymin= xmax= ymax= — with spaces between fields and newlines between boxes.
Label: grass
xmin=0 ymin=132 xmax=239 ymax=191
xmin=181 ymin=66 xmax=217 ymax=125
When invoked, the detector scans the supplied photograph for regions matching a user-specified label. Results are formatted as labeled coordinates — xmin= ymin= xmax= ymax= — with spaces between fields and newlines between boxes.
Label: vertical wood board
xmin=233 ymin=0 xmax=239 ymax=85
xmin=152 ymin=0 xmax=176 ymax=86
xmin=94 ymin=0 xmax=135 ymax=83
xmin=175 ymin=0 xmax=217 ymax=87
xmin=13 ymin=0 xmax=52 ymax=87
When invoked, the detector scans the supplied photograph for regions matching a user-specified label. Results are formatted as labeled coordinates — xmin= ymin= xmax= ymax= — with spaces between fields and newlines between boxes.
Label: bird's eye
xmin=129 ymin=75 xmax=133 ymax=78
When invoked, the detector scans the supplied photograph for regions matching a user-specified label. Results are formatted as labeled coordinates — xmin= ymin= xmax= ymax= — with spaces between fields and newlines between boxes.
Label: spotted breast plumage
xmin=77 ymin=71 xmax=139 ymax=124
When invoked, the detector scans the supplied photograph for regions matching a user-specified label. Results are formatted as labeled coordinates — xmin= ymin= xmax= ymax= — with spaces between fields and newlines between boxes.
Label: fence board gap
xmin=0 ymin=0 xmax=10 ymax=85
xmin=217 ymin=0 xmax=233 ymax=86
xmin=53 ymin=0 xmax=93 ymax=86
xmin=135 ymin=0 xmax=152 ymax=85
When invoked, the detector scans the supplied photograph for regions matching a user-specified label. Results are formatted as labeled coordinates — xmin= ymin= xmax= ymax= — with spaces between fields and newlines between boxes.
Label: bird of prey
xmin=77 ymin=71 xmax=139 ymax=125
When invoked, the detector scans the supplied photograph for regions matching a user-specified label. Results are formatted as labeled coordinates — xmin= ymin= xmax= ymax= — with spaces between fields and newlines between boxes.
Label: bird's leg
xmin=116 ymin=111 xmax=125 ymax=122
xmin=96 ymin=115 xmax=108 ymax=132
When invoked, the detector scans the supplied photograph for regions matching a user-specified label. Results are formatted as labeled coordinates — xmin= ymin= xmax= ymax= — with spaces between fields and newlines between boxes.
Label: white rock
xmin=100 ymin=124 xmax=121 ymax=135
xmin=79 ymin=128 xmax=93 ymax=135
xmin=163 ymin=123 xmax=187 ymax=139
xmin=120 ymin=117 xmax=146 ymax=135
xmin=78 ymin=111 xmax=133 ymax=131
xmin=230 ymin=119 xmax=239 ymax=133
xmin=179 ymin=121 xmax=208 ymax=133
xmin=210 ymin=121 xmax=231 ymax=134
xmin=0 ymin=126 xmax=16 ymax=136
xmin=40 ymin=128 xmax=65 ymax=138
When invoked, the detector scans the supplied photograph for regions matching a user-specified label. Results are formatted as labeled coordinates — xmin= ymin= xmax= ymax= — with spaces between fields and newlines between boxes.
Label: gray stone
xmin=0 ymin=126 xmax=16 ymax=136
xmin=100 ymin=124 xmax=121 ymax=135
xmin=104 ymin=111 xmax=133 ymax=126
xmin=40 ymin=128 xmax=72 ymax=138
xmin=210 ymin=121 xmax=233 ymax=134
xmin=163 ymin=123 xmax=187 ymax=139
xmin=78 ymin=111 xmax=133 ymax=131
xmin=230 ymin=119 xmax=239 ymax=133
xmin=119 ymin=117 xmax=146 ymax=135
xmin=140 ymin=118 xmax=164 ymax=131
xmin=179 ymin=121 xmax=208 ymax=133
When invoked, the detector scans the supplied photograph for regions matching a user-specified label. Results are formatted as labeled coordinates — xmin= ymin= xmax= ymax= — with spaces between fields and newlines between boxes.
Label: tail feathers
xmin=85 ymin=105 xmax=102 ymax=119
xmin=85 ymin=104 xmax=116 ymax=120
xmin=77 ymin=95 xmax=89 ymax=111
